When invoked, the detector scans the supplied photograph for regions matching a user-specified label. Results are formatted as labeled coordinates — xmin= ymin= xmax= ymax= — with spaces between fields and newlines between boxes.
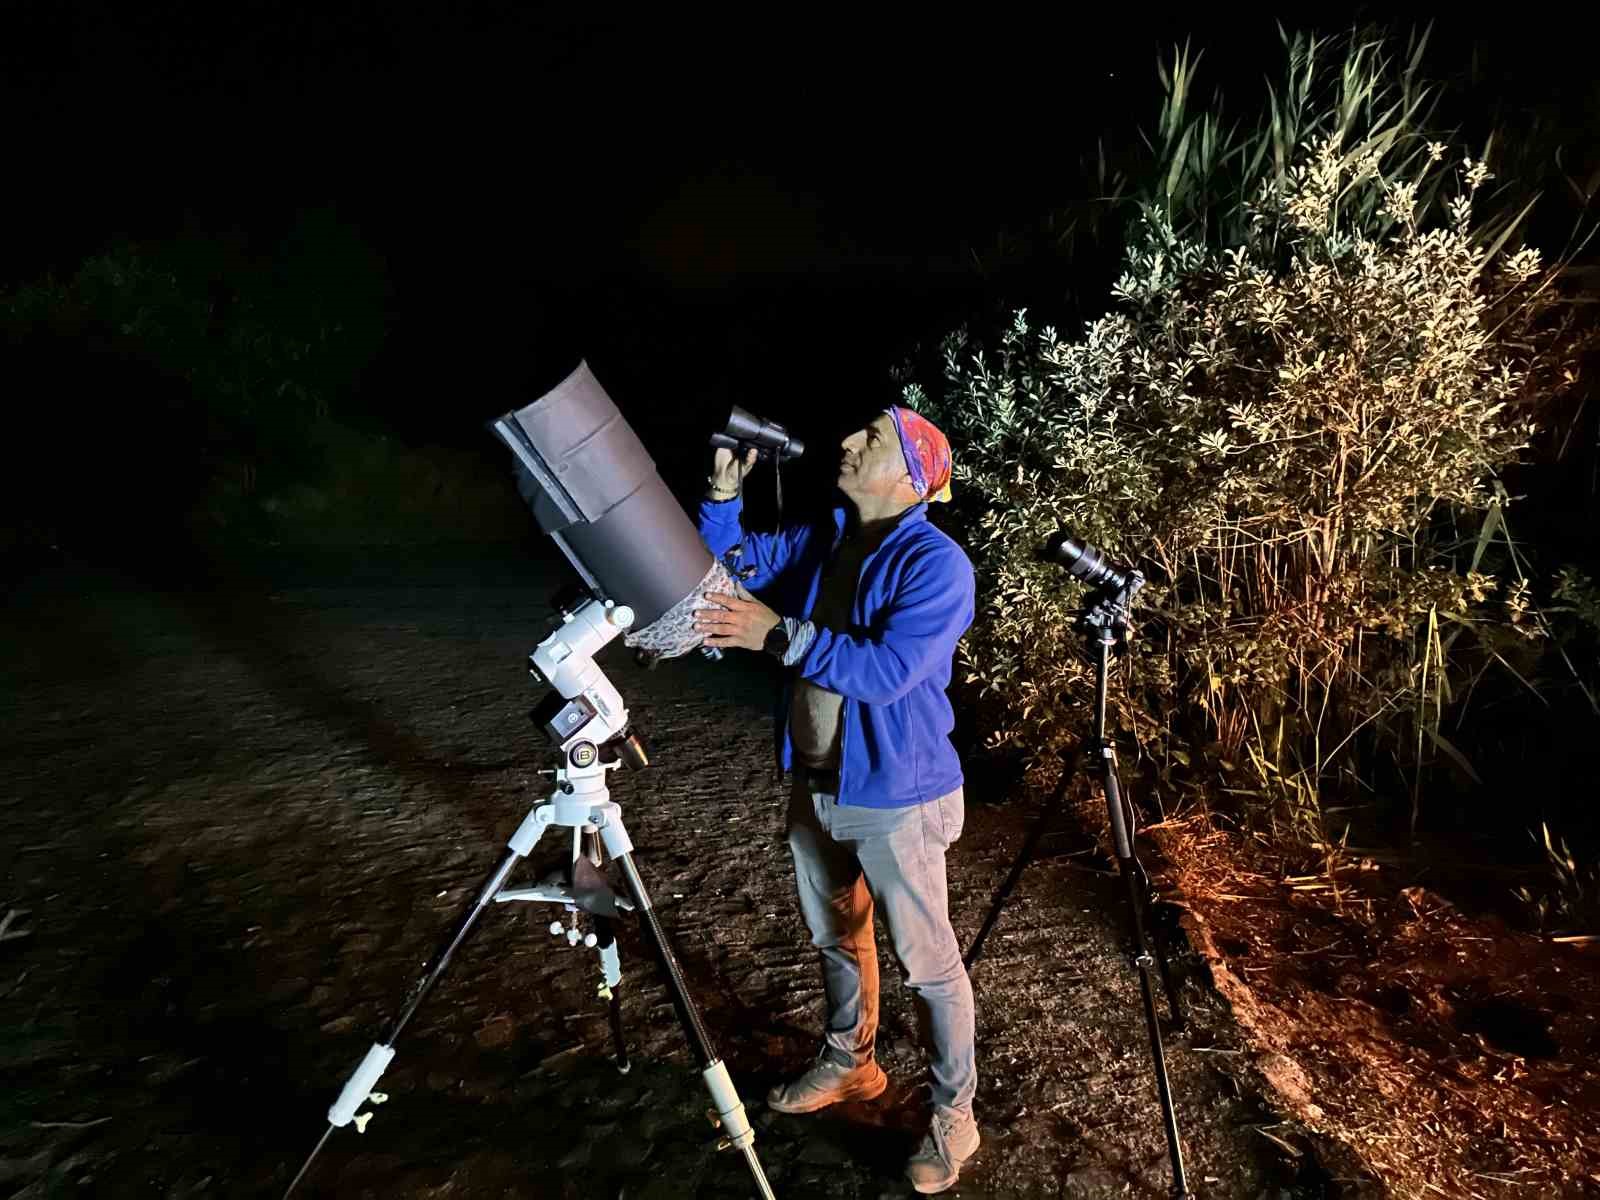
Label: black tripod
xmin=964 ymin=538 xmax=1193 ymax=1200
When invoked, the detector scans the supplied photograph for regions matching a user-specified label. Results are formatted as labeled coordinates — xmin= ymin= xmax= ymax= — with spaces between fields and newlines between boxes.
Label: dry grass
xmin=1144 ymin=813 xmax=1600 ymax=1198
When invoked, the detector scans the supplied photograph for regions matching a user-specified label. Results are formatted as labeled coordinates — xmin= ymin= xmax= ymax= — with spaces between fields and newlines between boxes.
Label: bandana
xmin=884 ymin=406 xmax=953 ymax=503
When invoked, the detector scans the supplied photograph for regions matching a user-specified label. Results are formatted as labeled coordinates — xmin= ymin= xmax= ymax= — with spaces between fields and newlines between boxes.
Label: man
xmin=691 ymin=407 xmax=979 ymax=1194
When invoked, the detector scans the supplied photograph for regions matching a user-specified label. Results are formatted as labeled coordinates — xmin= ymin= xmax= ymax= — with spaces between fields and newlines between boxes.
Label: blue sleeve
xmin=696 ymin=494 xmax=807 ymax=592
xmin=796 ymin=542 xmax=975 ymax=705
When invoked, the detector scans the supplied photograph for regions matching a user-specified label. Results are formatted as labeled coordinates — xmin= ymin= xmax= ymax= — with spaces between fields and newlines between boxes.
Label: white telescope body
xmin=528 ymin=599 xmax=634 ymax=706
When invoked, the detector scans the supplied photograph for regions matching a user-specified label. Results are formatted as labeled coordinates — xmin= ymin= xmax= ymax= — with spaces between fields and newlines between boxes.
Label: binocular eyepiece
xmin=709 ymin=405 xmax=804 ymax=462
xmin=1043 ymin=531 xmax=1134 ymax=593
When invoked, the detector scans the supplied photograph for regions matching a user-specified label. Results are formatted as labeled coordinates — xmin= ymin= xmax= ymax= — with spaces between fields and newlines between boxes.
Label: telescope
xmin=286 ymin=363 xmax=775 ymax=1199
xmin=491 ymin=362 xmax=744 ymax=655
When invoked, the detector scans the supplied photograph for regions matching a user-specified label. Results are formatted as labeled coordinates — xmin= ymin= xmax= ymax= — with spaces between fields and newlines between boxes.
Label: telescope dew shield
xmin=491 ymin=362 xmax=714 ymax=631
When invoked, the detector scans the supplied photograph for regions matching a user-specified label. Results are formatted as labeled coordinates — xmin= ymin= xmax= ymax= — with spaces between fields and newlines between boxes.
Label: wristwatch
xmin=763 ymin=620 xmax=791 ymax=660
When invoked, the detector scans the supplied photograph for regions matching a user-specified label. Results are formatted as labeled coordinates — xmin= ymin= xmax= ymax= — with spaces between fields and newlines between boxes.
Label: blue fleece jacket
xmin=697 ymin=495 xmax=975 ymax=808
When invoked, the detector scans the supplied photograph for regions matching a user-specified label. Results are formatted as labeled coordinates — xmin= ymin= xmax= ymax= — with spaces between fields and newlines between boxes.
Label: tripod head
xmin=1079 ymin=571 xmax=1144 ymax=647
xmin=1042 ymin=530 xmax=1144 ymax=648
xmin=527 ymin=594 xmax=648 ymax=788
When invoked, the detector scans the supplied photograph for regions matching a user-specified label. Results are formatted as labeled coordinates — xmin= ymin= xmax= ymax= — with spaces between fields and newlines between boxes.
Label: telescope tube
xmin=490 ymin=361 xmax=715 ymax=633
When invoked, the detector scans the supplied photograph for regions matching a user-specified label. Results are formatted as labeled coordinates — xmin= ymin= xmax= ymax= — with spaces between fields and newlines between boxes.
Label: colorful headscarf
xmin=885 ymin=405 xmax=953 ymax=503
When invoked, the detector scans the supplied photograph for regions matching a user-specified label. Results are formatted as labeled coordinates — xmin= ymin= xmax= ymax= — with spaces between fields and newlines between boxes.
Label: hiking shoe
xmin=905 ymin=1105 xmax=981 ymax=1194
xmin=766 ymin=1054 xmax=888 ymax=1114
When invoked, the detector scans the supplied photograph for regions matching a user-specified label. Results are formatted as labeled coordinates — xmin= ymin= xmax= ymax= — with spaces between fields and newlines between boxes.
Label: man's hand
xmin=694 ymin=588 xmax=781 ymax=651
xmin=709 ymin=446 xmax=758 ymax=494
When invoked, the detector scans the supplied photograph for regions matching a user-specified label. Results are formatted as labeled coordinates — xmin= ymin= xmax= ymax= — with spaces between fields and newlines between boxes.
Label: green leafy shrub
xmin=914 ymin=109 xmax=1590 ymax=842
xmin=2 ymin=235 xmax=362 ymax=547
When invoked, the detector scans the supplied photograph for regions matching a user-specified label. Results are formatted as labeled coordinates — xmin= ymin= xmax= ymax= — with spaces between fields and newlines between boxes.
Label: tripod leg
xmin=1117 ymin=789 xmax=1186 ymax=1030
xmin=284 ymin=803 xmax=555 ymax=1198
xmin=1103 ymin=752 xmax=1193 ymax=1199
xmin=599 ymin=831 xmax=775 ymax=1200
xmin=963 ymin=761 xmax=1075 ymax=969
xmin=578 ymin=829 xmax=631 ymax=1073
xmin=384 ymin=848 xmax=525 ymax=1043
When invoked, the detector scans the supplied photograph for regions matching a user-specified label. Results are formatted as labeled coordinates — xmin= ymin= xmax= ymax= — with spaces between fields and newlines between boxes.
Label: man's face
xmin=837 ymin=413 xmax=913 ymax=501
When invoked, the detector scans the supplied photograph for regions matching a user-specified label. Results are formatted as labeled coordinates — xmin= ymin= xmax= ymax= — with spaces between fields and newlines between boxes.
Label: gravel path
xmin=2 ymin=547 xmax=1315 ymax=1199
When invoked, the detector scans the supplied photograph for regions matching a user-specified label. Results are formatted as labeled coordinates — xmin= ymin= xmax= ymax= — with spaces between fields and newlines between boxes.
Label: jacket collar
xmin=829 ymin=499 xmax=928 ymax=549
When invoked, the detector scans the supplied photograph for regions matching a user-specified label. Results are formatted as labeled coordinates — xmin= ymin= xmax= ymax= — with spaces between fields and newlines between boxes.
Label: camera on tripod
xmin=709 ymin=404 xmax=805 ymax=462
xmin=1042 ymin=530 xmax=1143 ymax=636
xmin=1044 ymin=531 xmax=1133 ymax=593
xmin=978 ymin=527 xmax=1191 ymax=1199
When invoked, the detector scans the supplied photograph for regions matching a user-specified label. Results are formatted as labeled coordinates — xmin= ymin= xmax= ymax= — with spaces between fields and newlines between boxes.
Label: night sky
xmin=3 ymin=6 xmax=1594 ymax=532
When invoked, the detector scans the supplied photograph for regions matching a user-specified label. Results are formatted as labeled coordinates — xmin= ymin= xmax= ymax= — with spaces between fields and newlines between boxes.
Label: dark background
xmin=6 ymin=5 xmax=1593 ymax=544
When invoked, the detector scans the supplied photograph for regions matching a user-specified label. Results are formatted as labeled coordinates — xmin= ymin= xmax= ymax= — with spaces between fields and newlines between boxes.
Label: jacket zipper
xmin=833 ymin=518 xmax=909 ymax=806
xmin=804 ymin=505 xmax=925 ymax=807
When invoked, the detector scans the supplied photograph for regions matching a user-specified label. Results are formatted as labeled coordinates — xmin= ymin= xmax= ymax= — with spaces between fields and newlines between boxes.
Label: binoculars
xmin=709 ymin=405 xmax=805 ymax=462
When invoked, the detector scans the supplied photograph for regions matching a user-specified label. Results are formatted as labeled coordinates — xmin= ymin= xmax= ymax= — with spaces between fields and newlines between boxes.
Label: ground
xmin=1146 ymin=817 xmax=1600 ymax=1198
xmin=4 ymin=546 xmax=1361 ymax=1199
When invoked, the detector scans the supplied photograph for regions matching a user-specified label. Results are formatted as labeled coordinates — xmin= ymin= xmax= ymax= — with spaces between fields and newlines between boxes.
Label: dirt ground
xmin=1148 ymin=820 xmax=1600 ymax=1199
xmin=4 ymin=546 xmax=1352 ymax=1199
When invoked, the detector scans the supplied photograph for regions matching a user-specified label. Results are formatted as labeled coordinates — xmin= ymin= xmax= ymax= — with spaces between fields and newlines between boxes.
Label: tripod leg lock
xmin=507 ymin=806 xmax=553 ymax=857
xmin=701 ymin=1060 xmax=755 ymax=1151
xmin=596 ymin=816 xmax=635 ymax=859
xmin=328 ymin=1043 xmax=396 ymax=1127
xmin=599 ymin=941 xmax=622 ymax=989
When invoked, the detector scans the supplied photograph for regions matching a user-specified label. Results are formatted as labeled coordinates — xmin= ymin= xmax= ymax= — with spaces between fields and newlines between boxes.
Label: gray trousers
xmin=786 ymin=775 xmax=977 ymax=1113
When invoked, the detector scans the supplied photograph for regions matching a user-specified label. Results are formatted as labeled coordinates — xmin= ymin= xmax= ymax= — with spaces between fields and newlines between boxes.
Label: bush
xmin=0 ymin=224 xmax=525 ymax=551
xmin=914 ymin=69 xmax=1592 ymax=843
xmin=2 ymin=235 xmax=358 ymax=552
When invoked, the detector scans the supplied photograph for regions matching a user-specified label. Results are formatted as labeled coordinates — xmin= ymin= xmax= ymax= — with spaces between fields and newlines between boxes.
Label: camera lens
xmin=1043 ymin=531 xmax=1129 ymax=591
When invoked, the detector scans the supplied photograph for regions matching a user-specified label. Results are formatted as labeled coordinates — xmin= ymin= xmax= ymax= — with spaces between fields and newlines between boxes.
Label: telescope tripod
xmin=286 ymin=748 xmax=775 ymax=1199
xmin=963 ymin=583 xmax=1194 ymax=1200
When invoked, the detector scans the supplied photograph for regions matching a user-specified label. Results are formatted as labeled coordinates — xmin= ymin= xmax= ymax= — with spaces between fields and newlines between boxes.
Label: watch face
xmin=765 ymin=624 xmax=789 ymax=655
